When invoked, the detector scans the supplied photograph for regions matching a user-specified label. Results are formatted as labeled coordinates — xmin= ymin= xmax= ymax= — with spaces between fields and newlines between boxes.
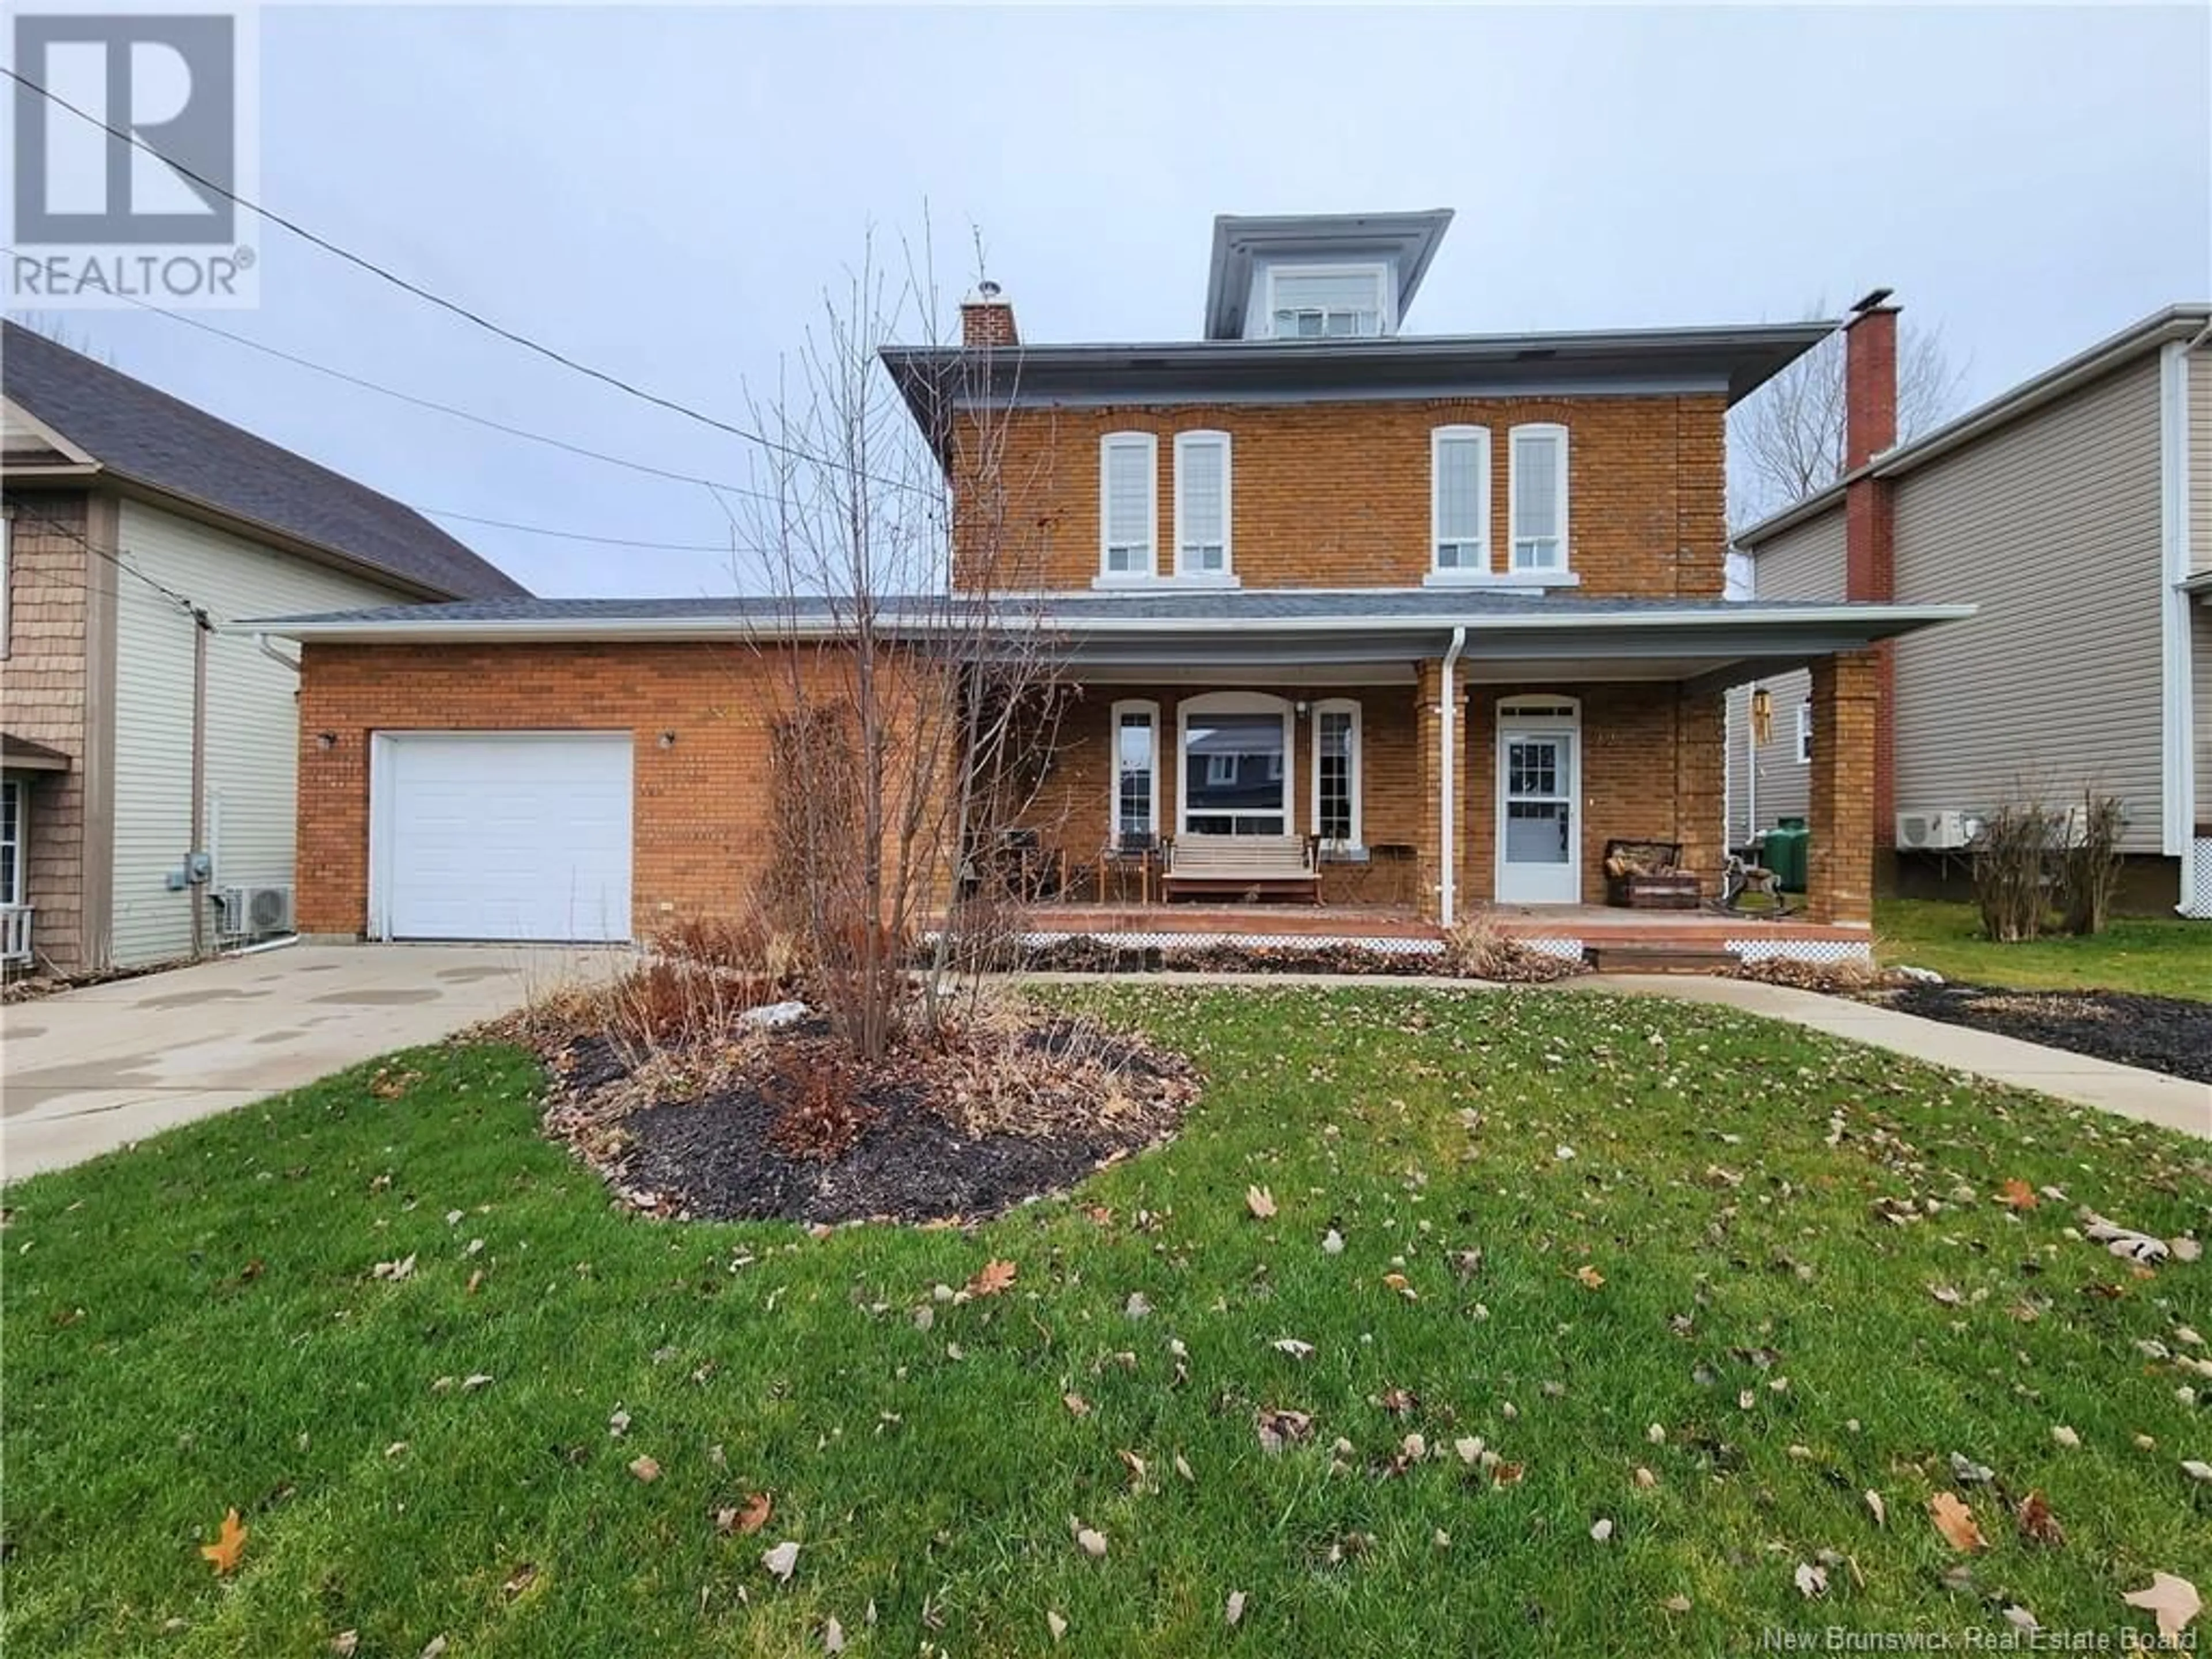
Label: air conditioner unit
xmin=1896 ymin=810 xmax=1979 ymax=851
xmin=213 ymin=885 xmax=248 ymax=937
xmin=244 ymin=884 xmax=295 ymax=937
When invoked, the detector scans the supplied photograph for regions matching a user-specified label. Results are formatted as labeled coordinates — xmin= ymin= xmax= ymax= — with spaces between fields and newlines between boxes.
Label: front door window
xmin=1183 ymin=710 xmax=1287 ymax=836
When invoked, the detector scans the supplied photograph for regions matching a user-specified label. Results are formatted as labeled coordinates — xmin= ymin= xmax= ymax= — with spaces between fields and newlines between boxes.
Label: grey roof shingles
xmin=2 ymin=321 xmax=527 ymax=600
xmin=245 ymin=589 xmax=1887 ymax=630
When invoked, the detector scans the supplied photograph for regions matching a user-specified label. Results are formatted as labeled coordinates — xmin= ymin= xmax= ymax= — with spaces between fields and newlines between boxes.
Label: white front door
xmin=1495 ymin=704 xmax=1581 ymax=904
xmin=374 ymin=733 xmax=634 ymax=942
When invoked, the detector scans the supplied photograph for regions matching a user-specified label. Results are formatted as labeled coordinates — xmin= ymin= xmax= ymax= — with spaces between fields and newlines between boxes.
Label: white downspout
xmin=1440 ymin=626 xmax=1467 ymax=927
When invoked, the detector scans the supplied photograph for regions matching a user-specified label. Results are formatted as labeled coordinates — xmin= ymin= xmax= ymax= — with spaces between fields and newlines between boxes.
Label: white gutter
xmin=238 ymin=602 xmax=1976 ymax=646
xmin=1439 ymin=625 xmax=1466 ymax=927
xmin=253 ymin=632 xmax=300 ymax=673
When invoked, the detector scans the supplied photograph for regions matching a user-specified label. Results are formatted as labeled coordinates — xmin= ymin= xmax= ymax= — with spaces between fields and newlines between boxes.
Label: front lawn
xmin=6 ymin=989 xmax=2207 ymax=1656
xmin=1878 ymin=897 xmax=2210 ymax=1001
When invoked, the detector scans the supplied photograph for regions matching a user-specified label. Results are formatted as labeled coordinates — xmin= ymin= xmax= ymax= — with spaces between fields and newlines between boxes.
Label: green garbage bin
xmin=1762 ymin=816 xmax=1809 ymax=893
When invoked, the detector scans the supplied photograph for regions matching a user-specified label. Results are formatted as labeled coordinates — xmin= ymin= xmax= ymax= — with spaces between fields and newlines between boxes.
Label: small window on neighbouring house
xmin=1796 ymin=701 xmax=1813 ymax=765
xmin=1112 ymin=701 xmax=1158 ymax=842
xmin=1431 ymin=426 xmax=1491 ymax=571
xmin=1269 ymin=268 xmax=1385 ymax=339
xmin=1510 ymin=424 xmax=1569 ymax=571
xmin=1100 ymin=434 xmax=1157 ymax=577
xmin=1175 ymin=431 xmax=1230 ymax=575
xmin=0 ymin=777 xmax=22 ymax=907
xmin=1206 ymin=753 xmax=1237 ymax=787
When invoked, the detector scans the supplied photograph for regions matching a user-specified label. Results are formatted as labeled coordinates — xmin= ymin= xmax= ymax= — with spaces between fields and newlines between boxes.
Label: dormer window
xmin=1266 ymin=264 xmax=1387 ymax=339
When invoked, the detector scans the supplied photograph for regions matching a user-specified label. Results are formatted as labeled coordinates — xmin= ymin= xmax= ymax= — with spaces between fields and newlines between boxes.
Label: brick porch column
xmin=1806 ymin=650 xmax=1880 ymax=925
xmin=1674 ymin=684 xmax=1726 ymax=892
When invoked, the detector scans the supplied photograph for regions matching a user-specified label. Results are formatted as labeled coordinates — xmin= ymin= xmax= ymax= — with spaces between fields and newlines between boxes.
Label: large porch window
xmin=1179 ymin=692 xmax=1293 ymax=837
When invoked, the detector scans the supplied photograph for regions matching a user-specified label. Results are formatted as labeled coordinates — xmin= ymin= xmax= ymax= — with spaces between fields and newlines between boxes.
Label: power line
xmin=420 ymin=507 xmax=753 ymax=554
xmin=2 ymin=66 xmax=933 ymax=496
xmin=7 ymin=498 xmax=203 ymax=614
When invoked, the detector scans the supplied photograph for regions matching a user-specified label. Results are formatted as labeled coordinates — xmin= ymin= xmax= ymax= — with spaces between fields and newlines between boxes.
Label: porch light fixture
xmin=658 ymin=730 xmax=677 ymax=748
xmin=315 ymin=732 xmax=337 ymax=751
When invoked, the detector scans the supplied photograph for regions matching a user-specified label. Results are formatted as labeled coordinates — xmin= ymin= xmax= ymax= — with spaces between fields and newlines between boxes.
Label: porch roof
xmin=243 ymin=589 xmax=1969 ymax=689
xmin=2 ymin=732 xmax=71 ymax=771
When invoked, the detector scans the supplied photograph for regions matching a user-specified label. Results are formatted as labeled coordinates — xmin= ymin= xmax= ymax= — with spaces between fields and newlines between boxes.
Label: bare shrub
xmin=1731 ymin=955 xmax=1884 ymax=994
xmin=763 ymin=1049 xmax=872 ymax=1160
xmin=1440 ymin=914 xmax=1590 ymax=983
xmin=602 ymin=961 xmax=776 ymax=1069
xmin=1972 ymin=801 xmax=2058 ymax=942
xmin=653 ymin=914 xmax=802 ymax=981
xmin=2055 ymin=792 xmax=2124 ymax=938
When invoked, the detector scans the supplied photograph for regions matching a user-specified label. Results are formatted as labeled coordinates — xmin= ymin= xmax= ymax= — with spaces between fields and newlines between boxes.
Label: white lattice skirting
xmin=1729 ymin=938 xmax=1875 ymax=965
xmin=2183 ymin=840 xmax=2212 ymax=919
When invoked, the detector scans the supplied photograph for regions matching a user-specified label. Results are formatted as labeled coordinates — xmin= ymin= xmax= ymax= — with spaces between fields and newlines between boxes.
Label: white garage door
xmin=376 ymin=733 xmax=634 ymax=942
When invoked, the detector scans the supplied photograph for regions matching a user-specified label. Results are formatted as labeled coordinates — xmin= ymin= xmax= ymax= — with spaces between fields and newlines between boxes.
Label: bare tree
xmin=726 ymin=229 xmax=1062 ymax=1063
xmin=1729 ymin=301 xmax=1967 ymax=530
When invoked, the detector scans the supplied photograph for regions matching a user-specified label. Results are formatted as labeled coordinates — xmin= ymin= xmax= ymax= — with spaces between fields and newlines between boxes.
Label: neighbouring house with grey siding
xmin=1732 ymin=304 xmax=2212 ymax=916
xmin=1 ymin=322 xmax=525 ymax=976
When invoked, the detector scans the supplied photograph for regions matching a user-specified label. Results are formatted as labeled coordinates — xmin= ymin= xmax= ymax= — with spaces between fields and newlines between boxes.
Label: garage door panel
xmin=380 ymin=734 xmax=633 ymax=942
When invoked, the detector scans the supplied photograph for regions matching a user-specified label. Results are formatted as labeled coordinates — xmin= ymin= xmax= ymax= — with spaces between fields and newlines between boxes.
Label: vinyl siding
xmin=2190 ymin=345 xmax=2212 ymax=574
xmin=1889 ymin=354 xmax=2167 ymax=851
xmin=109 ymin=502 xmax=414 ymax=966
xmin=1726 ymin=507 xmax=1842 ymax=841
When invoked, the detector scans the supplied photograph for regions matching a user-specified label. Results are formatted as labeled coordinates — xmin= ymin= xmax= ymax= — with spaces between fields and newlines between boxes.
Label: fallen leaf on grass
xmin=1271 ymin=1338 xmax=1315 ymax=1359
xmin=1062 ymin=1392 xmax=1090 ymax=1418
xmin=1225 ymin=1590 xmax=1247 ymax=1627
xmin=1948 ymin=1452 xmax=1995 ymax=1484
xmin=1929 ymin=1492 xmax=1987 ymax=1552
xmin=1864 ymin=1490 xmax=1887 ymax=1527
xmin=1245 ymin=1185 xmax=1277 ymax=1220
xmin=2082 ymin=1211 xmax=2171 ymax=1264
xmin=2122 ymin=1573 xmax=2202 ymax=1641
xmin=1590 ymin=1518 xmax=1615 ymax=1543
xmin=2016 ymin=1490 xmax=2065 ymax=1547
xmin=419 ymin=1638 xmax=448 ymax=1659
xmin=1381 ymin=1272 xmax=1417 ymax=1300
xmin=1255 ymin=1407 xmax=1313 ymax=1455
xmin=372 ymin=1255 xmax=416 ymax=1283
xmin=762 ymin=1540 xmax=800 ymax=1582
xmin=1047 ymin=1611 xmax=1067 ymax=1642
xmin=718 ymin=1493 xmax=772 ymax=1535
xmin=1075 ymin=1527 xmax=1108 ymax=1559
xmin=2051 ymin=1425 xmax=2081 ymax=1449
xmin=500 ymin=1563 xmax=537 ymax=1600
xmin=461 ymin=1373 xmax=493 ymax=1392
xmin=968 ymin=1259 xmax=1017 ymax=1297
xmin=628 ymin=1456 xmax=661 ymax=1483
xmin=823 ymin=1615 xmax=846 ymax=1653
xmin=464 ymin=1269 xmax=484 ymax=1296
xmin=1574 ymin=1264 xmax=1606 ymax=1290
xmin=330 ymin=1634 xmax=358 ymax=1657
xmin=199 ymin=1508 xmax=246 ymax=1575
xmin=1661 ymin=1594 xmax=1692 ymax=1613
xmin=1998 ymin=1178 xmax=2039 ymax=1210
xmin=2182 ymin=1460 xmax=2212 ymax=1483
xmin=1794 ymin=1562 xmax=1827 ymax=1599
xmin=1321 ymin=1229 xmax=1344 ymax=1255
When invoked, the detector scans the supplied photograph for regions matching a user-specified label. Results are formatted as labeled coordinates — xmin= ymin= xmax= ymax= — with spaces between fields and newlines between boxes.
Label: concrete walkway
xmin=1017 ymin=969 xmax=2210 ymax=1139
xmin=1 ymin=943 xmax=617 ymax=1180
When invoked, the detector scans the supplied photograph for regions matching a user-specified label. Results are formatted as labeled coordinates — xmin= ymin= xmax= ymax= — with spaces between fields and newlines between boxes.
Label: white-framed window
xmin=1509 ymin=423 xmax=1570 ymax=572
xmin=1173 ymin=430 xmax=1232 ymax=577
xmin=1178 ymin=691 xmax=1294 ymax=837
xmin=1099 ymin=433 xmax=1157 ymax=578
xmin=0 ymin=777 xmax=23 ymax=907
xmin=1206 ymin=753 xmax=1237 ymax=786
xmin=1430 ymin=425 xmax=1491 ymax=573
xmin=1796 ymin=700 xmax=1812 ymax=765
xmin=1267 ymin=264 xmax=1388 ymax=339
xmin=1312 ymin=698 xmax=1363 ymax=852
xmin=1110 ymin=699 xmax=1160 ymax=844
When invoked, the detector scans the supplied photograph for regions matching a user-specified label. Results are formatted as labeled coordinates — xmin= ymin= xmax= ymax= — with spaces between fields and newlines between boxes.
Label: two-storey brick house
xmin=266 ymin=212 xmax=1965 ymax=956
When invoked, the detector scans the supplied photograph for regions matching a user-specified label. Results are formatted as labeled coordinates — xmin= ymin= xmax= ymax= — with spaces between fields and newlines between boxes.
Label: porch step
xmin=1582 ymin=943 xmax=1742 ymax=975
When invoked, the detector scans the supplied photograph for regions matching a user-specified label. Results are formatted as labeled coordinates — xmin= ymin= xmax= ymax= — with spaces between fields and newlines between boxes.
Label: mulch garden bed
xmin=535 ymin=1006 xmax=1198 ymax=1225
xmin=1013 ymin=933 xmax=1585 ymax=982
xmin=1868 ymin=982 xmax=2212 ymax=1086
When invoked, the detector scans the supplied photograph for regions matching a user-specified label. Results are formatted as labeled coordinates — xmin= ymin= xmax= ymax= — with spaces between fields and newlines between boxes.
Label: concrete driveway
xmin=1 ymin=944 xmax=618 ymax=1180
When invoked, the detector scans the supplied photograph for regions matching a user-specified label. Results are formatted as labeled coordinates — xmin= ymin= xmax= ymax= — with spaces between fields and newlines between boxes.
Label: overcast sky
xmin=13 ymin=3 xmax=2210 ymax=599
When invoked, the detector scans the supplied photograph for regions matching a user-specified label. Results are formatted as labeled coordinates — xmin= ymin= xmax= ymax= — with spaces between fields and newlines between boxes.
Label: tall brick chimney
xmin=960 ymin=281 xmax=1018 ymax=349
xmin=1843 ymin=288 xmax=1899 ymax=852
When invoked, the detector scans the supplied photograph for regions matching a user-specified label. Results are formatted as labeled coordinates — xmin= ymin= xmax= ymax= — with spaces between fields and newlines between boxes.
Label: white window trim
xmin=1796 ymin=700 xmax=1812 ymax=766
xmin=1096 ymin=431 xmax=1158 ymax=586
xmin=1109 ymin=698 xmax=1161 ymax=843
xmin=0 ymin=776 xmax=23 ymax=908
xmin=1427 ymin=424 xmax=1491 ymax=579
xmin=1176 ymin=690 xmax=1295 ymax=837
xmin=1508 ymin=423 xmax=1571 ymax=574
xmin=1263 ymin=261 xmax=1394 ymax=339
xmin=1494 ymin=693 xmax=1584 ymax=906
xmin=1310 ymin=697 xmax=1363 ymax=855
xmin=1172 ymin=429 xmax=1238 ymax=585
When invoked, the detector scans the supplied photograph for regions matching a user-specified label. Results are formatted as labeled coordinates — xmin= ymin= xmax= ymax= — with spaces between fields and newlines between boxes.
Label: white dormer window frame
xmin=1097 ymin=431 xmax=1158 ymax=584
xmin=1509 ymin=423 xmax=1571 ymax=574
xmin=1264 ymin=262 xmax=1393 ymax=340
xmin=1428 ymin=425 xmax=1491 ymax=578
xmin=1172 ymin=429 xmax=1235 ymax=584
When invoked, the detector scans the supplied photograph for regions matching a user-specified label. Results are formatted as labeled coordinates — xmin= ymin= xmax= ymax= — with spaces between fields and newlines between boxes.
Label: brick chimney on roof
xmin=960 ymin=281 xmax=1018 ymax=349
xmin=1843 ymin=288 xmax=1900 ymax=849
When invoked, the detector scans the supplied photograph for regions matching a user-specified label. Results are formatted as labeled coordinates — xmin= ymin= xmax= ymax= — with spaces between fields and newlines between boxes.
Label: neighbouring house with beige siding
xmin=1732 ymin=304 xmax=2212 ymax=917
xmin=1 ymin=322 xmax=524 ymax=976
